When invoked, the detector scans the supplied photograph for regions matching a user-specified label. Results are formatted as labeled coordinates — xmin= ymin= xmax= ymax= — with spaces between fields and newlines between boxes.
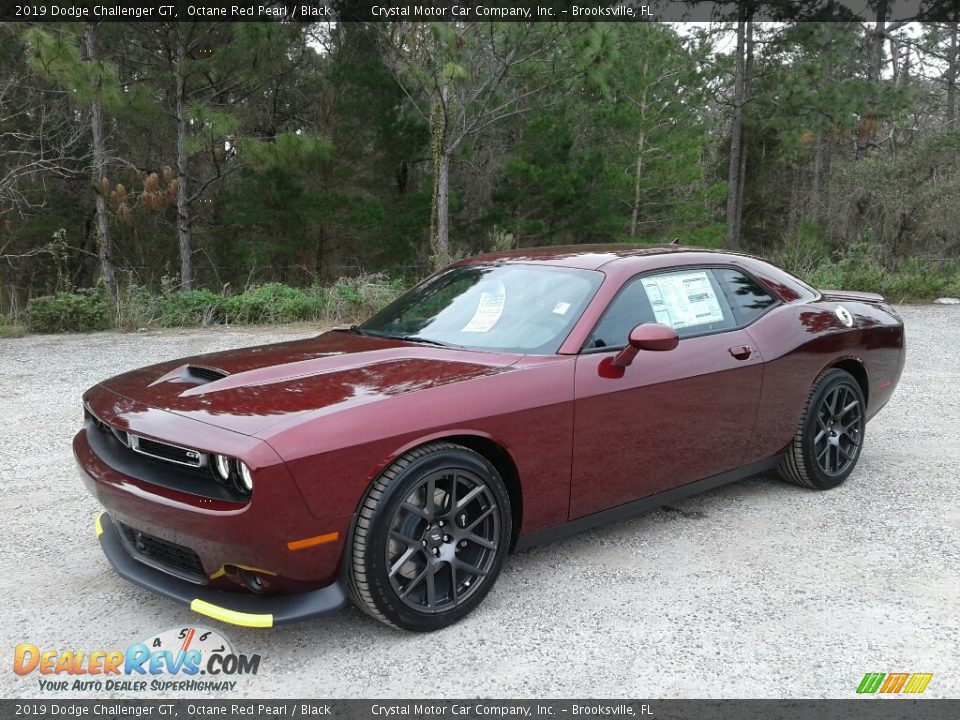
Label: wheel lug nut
xmin=444 ymin=535 xmax=451 ymax=542
xmin=432 ymin=548 xmax=440 ymax=557
xmin=458 ymin=540 xmax=467 ymax=548
xmin=422 ymin=540 xmax=427 ymax=546
xmin=438 ymin=520 xmax=445 ymax=527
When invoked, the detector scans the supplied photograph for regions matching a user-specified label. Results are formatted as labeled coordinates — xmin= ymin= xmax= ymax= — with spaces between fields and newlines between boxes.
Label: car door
xmin=570 ymin=267 xmax=768 ymax=519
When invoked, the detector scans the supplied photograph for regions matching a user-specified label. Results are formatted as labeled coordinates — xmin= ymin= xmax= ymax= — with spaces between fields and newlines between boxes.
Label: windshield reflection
xmin=361 ymin=264 xmax=603 ymax=354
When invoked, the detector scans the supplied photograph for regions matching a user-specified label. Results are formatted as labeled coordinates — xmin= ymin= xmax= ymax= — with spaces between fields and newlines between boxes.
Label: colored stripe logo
xmin=857 ymin=672 xmax=933 ymax=694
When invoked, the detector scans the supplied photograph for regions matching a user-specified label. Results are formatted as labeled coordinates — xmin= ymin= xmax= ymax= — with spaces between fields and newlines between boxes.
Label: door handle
xmin=728 ymin=345 xmax=752 ymax=360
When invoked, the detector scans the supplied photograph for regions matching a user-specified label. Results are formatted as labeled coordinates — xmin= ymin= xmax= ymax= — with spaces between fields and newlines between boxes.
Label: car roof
xmin=456 ymin=244 xmax=747 ymax=271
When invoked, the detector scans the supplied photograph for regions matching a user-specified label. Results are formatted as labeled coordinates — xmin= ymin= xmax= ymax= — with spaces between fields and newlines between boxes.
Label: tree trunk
xmin=948 ymin=20 xmax=958 ymax=132
xmin=902 ymin=41 xmax=911 ymax=85
xmin=725 ymin=14 xmax=750 ymax=250
xmin=629 ymin=128 xmax=647 ymax=239
xmin=889 ymin=34 xmax=900 ymax=86
xmin=435 ymin=152 xmax=450 ymax=268
xmin=853 ymin=0 xmax=889 ymax=160
xmin=629 ymin=60 xmax=649 ymax=239
xmin=811 ymin=132 xmax=824 ymax=221
xmin=788 ymin=170 xmax=800 ymax=238
xmin=870 ymin=0 xmax=889 ymax=86
xmin=83 ymin=24 xmax=116 ymax=303
xmin=429 ymin=84 xmax=451 ymax=270
xmin=736 ymin=21 xmax=753 ymax=237
xmin=173 ymin=33 xmax=193 ymax=290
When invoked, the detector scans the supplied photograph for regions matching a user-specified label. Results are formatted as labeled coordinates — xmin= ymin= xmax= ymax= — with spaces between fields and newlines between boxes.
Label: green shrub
xmin=806 ymin=262 xmax=844 ymax=290
xmin=0 ymin=323 xmax=26 ymax=338
xmin=803 ymin=243 xmax=960 ymax=301
xmin=946 ymin=268 xmax=960 ymax=298
xmin=323 ymin=273 xmax=405 ymax=324
xmin=116 ymin=280 xmax=160 ymax=330
xmin=881 ymin=257 xmax=944 ymax=301
xmin=223 ymin=284 xmax=324 ymax=324
xmin=778 ymin=223 xmax=830 ymax=278
xmin=156 ymin=289 xmax=225 ymax=327
xmin=12 ymin=274 xmax=407 ymax=333
xmin=26 ymin=284 xmax=113 ymax=333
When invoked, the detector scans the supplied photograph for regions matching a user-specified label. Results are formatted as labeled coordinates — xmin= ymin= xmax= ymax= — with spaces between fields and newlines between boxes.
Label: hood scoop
xmin=149 ymin=364 xmax=229 ymax=389
xmin=185 ymin=365 xmax=229 ymax=384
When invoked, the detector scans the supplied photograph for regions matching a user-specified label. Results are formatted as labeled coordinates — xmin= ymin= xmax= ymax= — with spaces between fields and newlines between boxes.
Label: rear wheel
xmin=779 ymin=368 xmax=866 ymax=490
xmin=349 ymin=442 xmax=511 ymax=631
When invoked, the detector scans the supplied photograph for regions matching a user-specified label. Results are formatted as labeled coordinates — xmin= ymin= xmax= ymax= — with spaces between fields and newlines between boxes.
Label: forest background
xmin=1 ymin=9 xmax=958 ymax=335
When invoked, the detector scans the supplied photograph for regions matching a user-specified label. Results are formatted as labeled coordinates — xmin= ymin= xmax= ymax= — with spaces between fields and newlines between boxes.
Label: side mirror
xmin=612 ymin=323 xmax=679 ymax=368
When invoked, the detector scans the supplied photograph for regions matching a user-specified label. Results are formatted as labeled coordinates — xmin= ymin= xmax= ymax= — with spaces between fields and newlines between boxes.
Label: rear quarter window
xmin=714 ymin=268 xmax=778 ymax=325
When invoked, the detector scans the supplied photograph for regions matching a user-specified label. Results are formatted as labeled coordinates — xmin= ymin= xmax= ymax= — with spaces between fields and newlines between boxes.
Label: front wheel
xmin=348 ymin=442 xmax=512 ymax=631
xmin=779 ymin=368 xmax=866 ymax=490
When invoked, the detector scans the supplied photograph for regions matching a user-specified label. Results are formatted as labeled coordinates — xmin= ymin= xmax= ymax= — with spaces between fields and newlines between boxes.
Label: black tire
xmin=348 ymin=441 xmax=512 ymax=631
xmin=779 ymin=368 xmax=866 ymax=490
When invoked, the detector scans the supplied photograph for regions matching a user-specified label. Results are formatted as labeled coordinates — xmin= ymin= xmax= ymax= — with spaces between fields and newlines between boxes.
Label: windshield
xmin=359 ymin=264 xmax=603 ymax=354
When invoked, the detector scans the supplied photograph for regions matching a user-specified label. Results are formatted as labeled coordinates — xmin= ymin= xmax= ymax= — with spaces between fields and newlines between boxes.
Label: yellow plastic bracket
xmin=190 ymin=598 xmax=273 ymax=628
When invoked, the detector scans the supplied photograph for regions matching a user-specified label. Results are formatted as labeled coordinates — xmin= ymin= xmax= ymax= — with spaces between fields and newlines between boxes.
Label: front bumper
xmin=76 ymin=383 xmax=355 ymax=595
xmin=97 ymin=512 xmax=348 ymax=627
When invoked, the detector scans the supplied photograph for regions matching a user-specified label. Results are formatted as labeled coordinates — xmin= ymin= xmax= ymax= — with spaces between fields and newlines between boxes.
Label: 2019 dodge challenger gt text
xmin=75 ymin=245 xmax=905 ymax=631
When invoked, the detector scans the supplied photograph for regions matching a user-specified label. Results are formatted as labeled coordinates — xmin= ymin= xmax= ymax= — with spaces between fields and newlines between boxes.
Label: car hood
xmin=97 ymin=330 xmax=521 ymax=435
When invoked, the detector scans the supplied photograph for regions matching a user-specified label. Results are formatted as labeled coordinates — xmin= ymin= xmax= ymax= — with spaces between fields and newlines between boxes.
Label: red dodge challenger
xmin=76 ymin=245 xmax=905 ymax=631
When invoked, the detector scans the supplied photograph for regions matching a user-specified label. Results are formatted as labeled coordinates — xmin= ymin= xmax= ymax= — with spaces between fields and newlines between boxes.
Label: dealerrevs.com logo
xmin=13 ymin=626 xmax=261 ymax=693
xmin=856 ymin=673 xmax=934 ymax=695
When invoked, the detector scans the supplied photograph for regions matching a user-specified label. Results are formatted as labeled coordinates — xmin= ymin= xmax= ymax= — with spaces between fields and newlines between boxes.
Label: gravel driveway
xmin=1 ymin=306 xmax=957 ymax=699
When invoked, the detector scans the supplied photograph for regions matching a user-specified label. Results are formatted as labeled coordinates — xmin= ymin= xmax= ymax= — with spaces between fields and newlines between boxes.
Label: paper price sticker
xmin=462 ymin=284 xmax=506 ymax=333
xmin=641 ymin=271 xmax=724 ymax=329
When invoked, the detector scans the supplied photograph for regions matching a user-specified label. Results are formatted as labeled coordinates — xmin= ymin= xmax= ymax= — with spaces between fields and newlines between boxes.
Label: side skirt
xmin=513 ymin=456 xmax=781 ymax=552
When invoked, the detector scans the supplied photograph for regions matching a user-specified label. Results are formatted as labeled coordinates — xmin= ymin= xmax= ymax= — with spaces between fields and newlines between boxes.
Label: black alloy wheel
xmin=779 ymin=368 xmax=867 ymax=490
xmin=349 ymin=442 xmax=511 ymax=631
xmin=813 ymin=383 xmax=864 ymax=478
xmin=386 ymin=466 xmax=500 ymax=613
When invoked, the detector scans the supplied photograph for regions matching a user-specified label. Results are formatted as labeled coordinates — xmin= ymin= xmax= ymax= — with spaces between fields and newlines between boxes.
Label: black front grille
xmin=84 ymin=405 xmax=248 ymax=504
xmin=132 ymin=436 xmax=203 ymax=467
xmin=118 ymin=522 xmax=207 ymax=584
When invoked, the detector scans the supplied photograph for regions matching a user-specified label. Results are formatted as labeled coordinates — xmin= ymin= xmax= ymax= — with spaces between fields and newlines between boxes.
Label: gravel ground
xmin=1 ymin=306 xmax=958 ymax=699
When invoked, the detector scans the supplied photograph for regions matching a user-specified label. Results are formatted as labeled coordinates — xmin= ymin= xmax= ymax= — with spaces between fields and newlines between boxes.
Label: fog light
xmin=237 ymin=462 xmax=254 ymax=494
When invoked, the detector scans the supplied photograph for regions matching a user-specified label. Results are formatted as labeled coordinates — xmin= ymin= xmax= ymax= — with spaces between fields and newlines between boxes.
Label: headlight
xmin=237 ymin=462 xmax=254 ymax=494
xmin=213 ymin=454 xmax=251 ymax=497
xmin=213 ymin=454 xmax=232 ymax=481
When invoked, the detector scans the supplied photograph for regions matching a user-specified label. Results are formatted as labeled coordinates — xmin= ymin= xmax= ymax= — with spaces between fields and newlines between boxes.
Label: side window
xmin=585 ymin=269 xmax=736 ymax=349
xmin=585 ymin=278 xmax=656 ymax=349
xmin=639 ymin=269 xmax=736 ymax=338
xmin=714 ymin=268 xmax=777 ymax=325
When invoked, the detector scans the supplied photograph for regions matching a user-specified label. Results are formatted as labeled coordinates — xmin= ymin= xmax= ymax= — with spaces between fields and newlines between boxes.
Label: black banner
xmin=0 ymin=0 xmax=957 ymax=24
xmin=2 ymin=700 xmax=959 ymax=720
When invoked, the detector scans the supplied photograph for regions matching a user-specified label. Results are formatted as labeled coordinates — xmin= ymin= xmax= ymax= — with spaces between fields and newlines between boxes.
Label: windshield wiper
xmin=345 ymin=325 xmax=375 ymax=336
xmin=396 ymin=335 xmax=453 ymax=347
xmin=344 ymin=327 xmax=452 ymax=347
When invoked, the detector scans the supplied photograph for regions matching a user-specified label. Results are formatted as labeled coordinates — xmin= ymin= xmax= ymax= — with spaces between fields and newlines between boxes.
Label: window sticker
xmin=552 ymin=301 xmax=571 ymax=316
xmin=640 ymin=272 xmax=725 ymax=329
xmin=462 ymin=283 xmax=506 ymax=333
